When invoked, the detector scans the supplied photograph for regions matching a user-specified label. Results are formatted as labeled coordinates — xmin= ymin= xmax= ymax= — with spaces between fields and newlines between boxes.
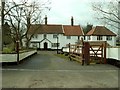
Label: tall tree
xmin=83 ymin=23 xmax=93 ymax=34
xmin=4 ymin=0 xmax=51 ymax=49
xmin=92 ymin=0 xmax=120 ymax=34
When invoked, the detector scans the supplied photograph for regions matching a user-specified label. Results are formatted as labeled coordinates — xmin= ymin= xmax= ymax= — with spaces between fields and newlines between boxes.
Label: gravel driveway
xmin=2 ymin=51 xmax=119 ymax=88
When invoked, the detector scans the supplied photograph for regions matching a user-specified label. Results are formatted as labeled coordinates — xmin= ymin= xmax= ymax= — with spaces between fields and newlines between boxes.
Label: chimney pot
xmin=71 ymin=16 xmax=74 ymax=26
xmin=45 ymin=15 xmax=47 ymax=25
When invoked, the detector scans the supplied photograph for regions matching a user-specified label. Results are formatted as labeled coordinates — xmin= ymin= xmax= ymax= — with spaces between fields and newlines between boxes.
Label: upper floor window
xmin=66 ymin=36 xmax=71 ymax=39
xmin=33 ymin=34 xmax=38 ymax=39
xmin=88 ymin=36 xmax=91 ymax=40
xmin=106 ymin=36 xmax=112 ymax=41
xmin=53 ymin=34 xmax=57 ymax=38
xmin=97 ymin=36 xmax=103 ymax=40
xmin=44 ymin=34 xmax=47 ymax=38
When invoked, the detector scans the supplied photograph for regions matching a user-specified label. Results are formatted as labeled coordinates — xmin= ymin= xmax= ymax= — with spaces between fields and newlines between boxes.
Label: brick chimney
xmin=71 ymin=16 xmax=74 ymax=26
xmin=45 ymin=15 xmax=47 ymax=25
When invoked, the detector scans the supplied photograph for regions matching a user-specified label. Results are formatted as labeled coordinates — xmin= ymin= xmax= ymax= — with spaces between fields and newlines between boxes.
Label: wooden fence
xmin=67 ymin=40 xmax=106 ymax=65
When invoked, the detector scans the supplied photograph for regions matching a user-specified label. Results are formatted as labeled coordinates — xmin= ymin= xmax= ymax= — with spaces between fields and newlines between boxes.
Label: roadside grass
xmin=55 ymin=53 xmax=103 ymax=64
xmin=2 ymin=47 xmax=36 ymax=54
xmin=54 ymin=53 xmax=70 ymax=60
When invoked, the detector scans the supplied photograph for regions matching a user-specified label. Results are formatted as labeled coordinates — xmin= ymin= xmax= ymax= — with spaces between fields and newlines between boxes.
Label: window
xmin=32 ymin=43 xmax=37 ymax=48
xmin=66 ymin=36 xmax=71 ymax=39
xmin=52 ymin=43 xmax=60 ymax=47
xmin=33 ymin=34 xmax=38 ymax=39
xmin=53 ymin=34 xmax=57 ymax=38
xmin=106 ymin=36 xmax=112 ymax=41
xmin=88 ymin=36 xmax=91 ymax=40
xmin=97 ymin=36 xmax=103 ymax=40
xmin=84 ymin=36 xmax=86 ymax=40
xmin=43 ymin=34 xmax=47 ymax=38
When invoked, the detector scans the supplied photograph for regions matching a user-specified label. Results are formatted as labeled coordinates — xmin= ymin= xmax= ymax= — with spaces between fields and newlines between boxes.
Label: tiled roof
xmin=86 ymin=26 xmax=116 ymax=36
xmin=63 ymin=25 xmax=84 ymax=36
xmin=28 ymin=24 xmax=63 ymax=34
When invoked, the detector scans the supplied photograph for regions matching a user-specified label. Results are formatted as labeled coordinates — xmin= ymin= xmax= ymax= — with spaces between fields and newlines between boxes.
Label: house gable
xmin=86 ymin=26 xmax=116 ymax=36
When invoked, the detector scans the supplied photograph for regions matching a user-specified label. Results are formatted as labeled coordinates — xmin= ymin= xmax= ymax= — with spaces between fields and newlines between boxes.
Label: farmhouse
xmin=85 ymin=26 xmax=117 ymax=46
xmin=27 ymin=16 xmax=84 ymax=50
xmin=25 ymin=16 xmax=117 ymax=50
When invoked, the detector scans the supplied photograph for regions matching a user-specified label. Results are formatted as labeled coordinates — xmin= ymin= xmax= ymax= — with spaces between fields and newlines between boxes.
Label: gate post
xmin=104 ymin=41 xmax=107 ymax=64
xmin=84 ymin=42 xmax=90 ymax=65
xmin=68 ymin=43 xmax=71 ymax=61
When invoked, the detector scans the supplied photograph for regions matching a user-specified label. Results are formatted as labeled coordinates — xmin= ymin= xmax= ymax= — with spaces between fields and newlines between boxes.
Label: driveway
xmin=2 ymin=51 xmax=119 ymax=88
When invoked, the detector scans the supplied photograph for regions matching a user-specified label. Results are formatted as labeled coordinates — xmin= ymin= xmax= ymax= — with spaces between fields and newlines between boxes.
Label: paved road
xmin=2 ymin=51 xmax=119 ymax=88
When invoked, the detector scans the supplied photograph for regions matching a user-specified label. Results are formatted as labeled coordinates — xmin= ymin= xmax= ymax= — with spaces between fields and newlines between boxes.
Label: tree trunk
xmin=19 ymin=38 xmax=23 ymax=49
xmin=25 ymin=40 xmax=30 ymax=49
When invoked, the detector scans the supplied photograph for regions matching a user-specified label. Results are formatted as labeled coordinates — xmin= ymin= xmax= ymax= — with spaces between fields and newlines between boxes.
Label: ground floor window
xmin=32 ymin=43 xmax=37 ymax=48
xmin=52 ymin=43 xmax=60 ymax=47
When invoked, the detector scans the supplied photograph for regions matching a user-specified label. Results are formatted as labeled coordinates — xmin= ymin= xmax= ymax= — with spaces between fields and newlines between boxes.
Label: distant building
xmin=85 ymin=26 xmax=117 ymax=46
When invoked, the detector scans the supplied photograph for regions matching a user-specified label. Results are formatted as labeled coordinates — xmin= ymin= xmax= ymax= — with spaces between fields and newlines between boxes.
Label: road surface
xmin=2 ymin=51 xmax=119 ymax=88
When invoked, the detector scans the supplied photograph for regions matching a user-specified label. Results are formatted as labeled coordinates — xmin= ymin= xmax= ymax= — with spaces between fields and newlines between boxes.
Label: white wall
xmin=107 ymin=47 xmax=120 ymax=61
xmin=85 ymin=36 xmax=116 ymax=46
xmin=29 ymin=34 xmax=83 ymax=49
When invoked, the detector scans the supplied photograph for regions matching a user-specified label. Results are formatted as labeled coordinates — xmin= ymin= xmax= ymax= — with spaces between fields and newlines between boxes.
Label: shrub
xmin=3 ymin=47 xmax=13 ymax=54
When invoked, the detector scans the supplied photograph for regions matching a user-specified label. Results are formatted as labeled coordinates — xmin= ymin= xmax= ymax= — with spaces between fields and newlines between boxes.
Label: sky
xmin=45 ymin=0 xmax=98 ymax=26
xmin=44 ymin=0 xmax=116 ymax=26
xmin=1 ymin=0 xmax=118 ymax=33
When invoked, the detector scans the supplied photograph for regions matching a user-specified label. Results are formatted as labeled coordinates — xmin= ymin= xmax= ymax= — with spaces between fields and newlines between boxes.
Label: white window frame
xmin=53 ymin=34 xmax=57 ymax=38
xmin=106 ymin=36 xmax=112 ymax=41
xmin=66 ymin=36 xmax=71 ymax=39
xmin=52 ymin=43 xmax=60 ymax=47
xmin=97 ymin=36 xmax=103 ymax=40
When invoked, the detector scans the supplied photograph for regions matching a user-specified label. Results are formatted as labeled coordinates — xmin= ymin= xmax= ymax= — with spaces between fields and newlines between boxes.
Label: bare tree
xmin=4 ymin=0 xmax=51 ymax=49
xmin=92 ymin=0 xmax=120 ymax=33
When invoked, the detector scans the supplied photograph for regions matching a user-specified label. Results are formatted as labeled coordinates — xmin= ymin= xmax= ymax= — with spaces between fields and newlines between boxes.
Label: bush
xmin=3 ymin=47 xmax=13 ymax=54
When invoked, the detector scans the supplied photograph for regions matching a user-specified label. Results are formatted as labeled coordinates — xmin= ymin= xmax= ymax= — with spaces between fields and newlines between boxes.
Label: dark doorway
xmin=44 ymin=42 xmax=48 ymax=50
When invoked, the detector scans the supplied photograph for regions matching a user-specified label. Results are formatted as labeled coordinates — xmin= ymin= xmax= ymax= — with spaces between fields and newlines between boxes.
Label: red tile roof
xmin=63 ymin=25 xmax=84 ymax=36
xmin=28 ymin=24 xmax=63 ymax=34
xmin=86 ymin=26 xmax=116 ymax=36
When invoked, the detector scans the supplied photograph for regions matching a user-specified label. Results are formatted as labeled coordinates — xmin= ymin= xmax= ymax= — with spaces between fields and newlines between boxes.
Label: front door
xmin=44 ymin=42 xmax=48 ymax=50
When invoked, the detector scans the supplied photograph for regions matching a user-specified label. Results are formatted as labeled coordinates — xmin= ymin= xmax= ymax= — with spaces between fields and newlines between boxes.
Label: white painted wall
xmin=29 ymin=34 xmax=83 ymax=49
xmin=107 ymin=47 xmax=120 ymax=61
xmin=85 ymin=36 xmax=116 ymax=46
xmin=1 ymin=50 xmax=37 ymax=62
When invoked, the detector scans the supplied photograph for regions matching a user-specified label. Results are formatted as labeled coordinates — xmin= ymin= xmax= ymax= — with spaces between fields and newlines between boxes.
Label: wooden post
xmin=104 ymin=41 xmax=107 ymax=64
xmin=84 ymin=42 xmax=90 ymax=65
xmin=81 ymin=38 xmax=84 ymax=65
xmin=101 ymin=44 xmax=103 ymax=64
xmin=68 ymin=43 xmax=71 ymax=60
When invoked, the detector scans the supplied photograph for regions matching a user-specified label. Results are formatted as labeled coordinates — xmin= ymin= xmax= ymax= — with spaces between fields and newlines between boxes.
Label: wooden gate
xmin=68 ymin=40 xmax=106 ymax=65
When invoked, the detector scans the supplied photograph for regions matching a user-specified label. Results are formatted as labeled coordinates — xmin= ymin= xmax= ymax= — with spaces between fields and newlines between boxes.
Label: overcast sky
xmin=45 ymin=0 xmax=116 ymax=26
xmin=2 ymin=0 xmax=118 ymax=33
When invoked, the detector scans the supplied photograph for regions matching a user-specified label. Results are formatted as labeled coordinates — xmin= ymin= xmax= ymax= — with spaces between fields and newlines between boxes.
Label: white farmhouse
xmin=27 ymin=16 xmax=84 ymax=50
xmin=85 ymin=26 xmax=117 ymax=46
